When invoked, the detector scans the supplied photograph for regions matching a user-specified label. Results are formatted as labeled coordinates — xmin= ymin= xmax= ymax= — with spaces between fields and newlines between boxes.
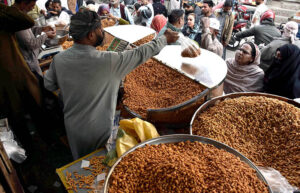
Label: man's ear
xmin=87 ymin=31 xmax=95 ymax=41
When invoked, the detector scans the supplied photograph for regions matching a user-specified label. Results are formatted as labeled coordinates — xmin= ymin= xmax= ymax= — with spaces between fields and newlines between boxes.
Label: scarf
xmin=151 ymin=14 xmax=167 ymax=34
xmin=264 ymin=44 xmax=300 ymax=98
xmin=283 ymin=21 xmax=299 ymax=44
xmin=224 ymin=43 xmax=264 ymax=93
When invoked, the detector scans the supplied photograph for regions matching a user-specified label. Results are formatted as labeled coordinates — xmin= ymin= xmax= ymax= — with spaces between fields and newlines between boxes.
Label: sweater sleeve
xmin=235 ymin=26 xmax=255 ymax=40
xmin=15 ymin=29 xmax=47 ymax=51
xmin=44 ymin=59 xmax=59 ymax=91
xmin=110 ymin=35 xmax=167 ymax=78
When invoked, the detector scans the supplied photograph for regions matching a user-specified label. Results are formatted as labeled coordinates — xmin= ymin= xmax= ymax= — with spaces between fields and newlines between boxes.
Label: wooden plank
xmin=0 ymin=142 xmax=24 ymax=193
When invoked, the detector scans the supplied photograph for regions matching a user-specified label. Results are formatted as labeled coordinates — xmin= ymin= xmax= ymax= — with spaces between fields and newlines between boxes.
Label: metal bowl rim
xmin=103 ymin=134 xmax=273 ymax=193
xmin=189 ymin=92 xmax=300 ymax=134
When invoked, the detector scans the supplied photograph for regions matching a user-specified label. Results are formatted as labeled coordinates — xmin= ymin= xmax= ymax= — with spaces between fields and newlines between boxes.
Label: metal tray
xmin=189 ymin=92 xmax=300 ymax=134
xmin=103 ymin=134 xmax=272 ymax=193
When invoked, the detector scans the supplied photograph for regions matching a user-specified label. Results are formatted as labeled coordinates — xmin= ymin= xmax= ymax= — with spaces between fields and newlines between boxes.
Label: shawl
xmin=264 ymin=44 xmax=300 ymax=98
xmin=224 ymin=43 xmax=264 ymax=93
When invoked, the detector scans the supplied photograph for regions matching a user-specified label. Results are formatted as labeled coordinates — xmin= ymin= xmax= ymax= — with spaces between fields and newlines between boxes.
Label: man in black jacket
xmin=235 ymin=10 xmax=281 ymax=46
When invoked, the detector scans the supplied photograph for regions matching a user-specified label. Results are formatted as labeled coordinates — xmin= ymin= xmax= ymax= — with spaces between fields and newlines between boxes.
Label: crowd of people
xmin=0 ymin=0 xmax=300 ymax=187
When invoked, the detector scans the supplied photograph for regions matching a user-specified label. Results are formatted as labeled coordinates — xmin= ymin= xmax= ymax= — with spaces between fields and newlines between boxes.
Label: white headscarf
xmin=224 ymin=43 xmax=264 ymax=94
xmin=283 ymin=21 xmax=298 ymax=44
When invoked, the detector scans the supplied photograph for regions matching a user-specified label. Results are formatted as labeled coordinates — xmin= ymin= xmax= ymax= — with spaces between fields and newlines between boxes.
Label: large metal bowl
xmin=103 ymin=134 xmax=272 ymax=193
xmin=189 ymin=92 xmax=300 ymax=134
xmin=45 ymin=30 xmax=69 ymax=47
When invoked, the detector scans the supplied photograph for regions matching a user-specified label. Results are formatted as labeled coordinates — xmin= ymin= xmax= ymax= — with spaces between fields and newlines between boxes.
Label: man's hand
xmin=42 ymin=26 xmax=55 ymax=32
xmin=49 ymin=11 xmax=59 ymax=15
xmin=46 ymin=31 xmax=56 ymax=39
xmin=40 ymin=9 xmax=46 ymax=16
xmin=164 ymin=29 xmax=179 ymax=44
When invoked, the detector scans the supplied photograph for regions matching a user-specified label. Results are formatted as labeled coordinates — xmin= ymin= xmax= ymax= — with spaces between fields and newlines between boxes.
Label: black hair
xmin=45 ymin=0 xmax=52 ymax=9
xmin=52 ymin=0 xmax=61 ymax=5
xmin=224 ymin=0 xmax=233 ymax=7
xmin=86 ymin=0 xmax=95 ymax=5
xmin=203 ymin=0 xmax=214 ymax=7
xmin=168 ymin=9 xmax=184 ymax=24
xmin=70 ymin=10 xmax=102 ymax=41
xmin=134 ymin=2 xmax=141 ymax=10
xmin=153 ymin=0 xmax=161 ymax=3
xmin=244 ymin=42 xmax=256 ymax=59
xmin=141 ymin=6 xmax=152 ymax=19
xmin=15 ymin=0 xmax=37 ymax=4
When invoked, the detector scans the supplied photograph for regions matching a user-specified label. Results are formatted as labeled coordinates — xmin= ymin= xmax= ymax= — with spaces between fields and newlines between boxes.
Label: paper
xmin=81 ymin=160 xmax=90 ymax=168
xmin=96 ymin=173 xmax=106 ymax=181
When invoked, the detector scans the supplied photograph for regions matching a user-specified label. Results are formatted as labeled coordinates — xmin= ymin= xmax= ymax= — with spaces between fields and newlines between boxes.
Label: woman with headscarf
xmin=260 ymin=21 xmax=300 ymax=72
xmin=97 ymin=4 xmax=110 ymax=16
xmin=151 ymin=14 xmax=167 ymax=34
xmin=182 ymin=13 xmax=201 ymax=46
xmin=223 ymin=42 xmax=264 ymax=94
xmin=264 ymin=44 xmax=300 ymax=99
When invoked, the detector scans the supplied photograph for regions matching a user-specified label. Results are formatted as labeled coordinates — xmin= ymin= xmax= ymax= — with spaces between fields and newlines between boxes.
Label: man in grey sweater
xmin=44 ymin=10 xmax=178 ymax=159
xmin=235 ymin=10 xmax=280 ymax=46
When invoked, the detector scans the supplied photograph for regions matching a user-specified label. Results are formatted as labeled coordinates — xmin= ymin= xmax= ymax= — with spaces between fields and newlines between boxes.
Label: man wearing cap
xmin=183 ymin=0 xmax=201 ymax=25
xmin=44 ymin=10 xmax=179 ymax=159
xmin=109 ymin=0 xmax=134 ymax=24
xmin=201 ymin=17 xmax=223 ymax=57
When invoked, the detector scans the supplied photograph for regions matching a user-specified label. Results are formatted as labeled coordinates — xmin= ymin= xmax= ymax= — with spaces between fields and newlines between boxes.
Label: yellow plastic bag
xmin=104 ymin=118 xmax=160 ymax=166
xmin=120 ymin=118 xmax=160 ymax=142
xmin=116 ymin=129 xmax=138 ymax=158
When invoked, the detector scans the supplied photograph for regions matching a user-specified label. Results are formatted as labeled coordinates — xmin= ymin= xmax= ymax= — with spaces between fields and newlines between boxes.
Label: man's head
xmin=223 ymin=0 xmax=232 ymax=13
xmin=70 ymin=10 xmax=105 ymax=47
xmin=168 ymin=9 xmax=185 ymax=28
xmin=110 ymin=0 xmax=119 ymax=6
xmin=52 ymin=0 xmax=62 ymax=12
xmin=260 ymin=10 xmax=275 ymax=24
xmin=45 ymin=0 xmax=53 ymax=11
xmin=141 ymin=0 xmax=149 ymax=5
xmin=86 ymin=0 xmax=95 ymax=5
xmin=202 ymin=0 xmax=214 ymax=16
xmin=183 ymin=0 xmax=195 ymax=14
xmin=14 ymin=0 xmax=37 ymax=13
xmin=209 ymin=18 xmax=219 ymax=36
xmin=255 ymin=0 xmax=264 ymax=5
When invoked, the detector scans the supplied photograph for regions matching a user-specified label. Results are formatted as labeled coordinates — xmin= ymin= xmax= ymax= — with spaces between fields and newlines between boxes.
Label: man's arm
xmin=15 ymin=29 xmax=48 ymax=50
xmin=110 ymin=35 xmax=168 ymax=78
xmin=235 ymin=27 xmax=255 ymax=40
xmin=44 ymin=60 xmax=59 ymax=91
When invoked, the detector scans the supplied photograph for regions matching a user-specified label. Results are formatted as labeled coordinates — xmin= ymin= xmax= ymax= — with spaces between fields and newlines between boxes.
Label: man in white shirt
xmin=252 ymin=0 xmax=268 ymax=25
xmin=109 ymin=0 xmax=134 ymax=24
xmin=138 ymin=0 xmax=154 ymax=27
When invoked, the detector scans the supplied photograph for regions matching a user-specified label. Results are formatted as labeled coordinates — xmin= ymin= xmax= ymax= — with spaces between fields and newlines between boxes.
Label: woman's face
xmin=235 ymin=44 xmax=254 ymax=65
xmin=187 ymin=15 xmax=195 ymax=28
xmin=101 ymin=10 xmax=109 ymax=16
